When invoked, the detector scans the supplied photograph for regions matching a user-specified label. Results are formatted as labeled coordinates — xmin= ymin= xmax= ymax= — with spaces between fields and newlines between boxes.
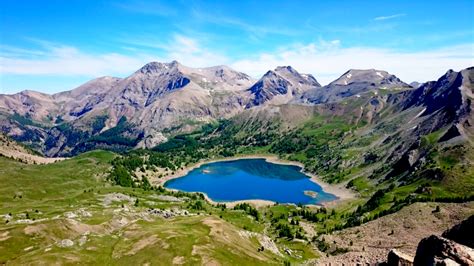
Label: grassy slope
xmin=0 ymin=151 xmax=320 ymax=265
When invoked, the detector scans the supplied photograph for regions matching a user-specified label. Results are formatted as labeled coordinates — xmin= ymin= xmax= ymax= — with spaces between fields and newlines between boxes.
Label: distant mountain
xmin=298 ymin=69 xmax=411 ymax=104
xmin=399 ymin=68 xmax=474 ymax=141
xmin=0 ymin=62 xmax=318 ymax=155
xmin=247 ymin=66 xmax=320 ymax=107
xmin=409 ymin=81 xmax=422 ymax=88
xmin=1 ymin=62 xmax=472 ymax=158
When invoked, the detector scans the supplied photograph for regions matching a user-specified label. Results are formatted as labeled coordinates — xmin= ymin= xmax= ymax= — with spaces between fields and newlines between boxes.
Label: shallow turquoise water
xmin=164 ymin=158 xmax=337 ymax=205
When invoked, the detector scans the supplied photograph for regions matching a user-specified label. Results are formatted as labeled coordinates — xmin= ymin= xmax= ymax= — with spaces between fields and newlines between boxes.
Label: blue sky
xmin=1 ymin=0 xmax=473 ymax=94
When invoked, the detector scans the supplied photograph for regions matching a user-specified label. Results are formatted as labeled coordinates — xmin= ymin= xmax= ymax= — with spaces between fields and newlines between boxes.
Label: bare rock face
xmin=136 ymin=128 xmax=167 ymax=149
xmin=413 ymin=235 xmax=474 ymax=265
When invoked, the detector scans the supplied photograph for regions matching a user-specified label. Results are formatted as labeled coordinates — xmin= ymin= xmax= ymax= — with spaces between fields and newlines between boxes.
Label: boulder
xmin=387 ymin=249 xmax=414 ymax=265
xmin=413 ymin=235 xmax=474 ymax=265
xmin=442 ymin=215 xmax=474 ymax=248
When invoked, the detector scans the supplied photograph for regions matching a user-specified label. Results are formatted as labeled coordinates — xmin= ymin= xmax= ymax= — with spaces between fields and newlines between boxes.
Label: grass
xmin=0 ymin=151 xmax=312 ymax=265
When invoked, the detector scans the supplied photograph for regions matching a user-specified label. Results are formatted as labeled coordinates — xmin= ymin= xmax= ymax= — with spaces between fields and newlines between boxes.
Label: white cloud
xmin=1 ymin=37 xmax=473 ymax=92
xmin=0 ymin=44 xmax=156 ymax=77
xmin=374 ymin=13 xmax=406 ymax=21
xmin=0 ymin=35 xmax=228 ymax=78
xmin=190 ymin=8 xmax=302 ymax=39
xmin=162 ymin=34 xmax=229 ymax=66
xmin=230 ymin=41 xmax=474 ymax=84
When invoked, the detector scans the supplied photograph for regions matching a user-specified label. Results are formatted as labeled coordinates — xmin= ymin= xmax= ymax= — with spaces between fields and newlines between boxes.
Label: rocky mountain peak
xmin=298 ymin=69 xmax=410 ymax=105
xmin=409 ymin=81 xmax=422 ymax=88
xmin=330 ymin=69 xmax=393 ymax=86
xmin=274 ymin=65 xmax=298 ymax=74
xmin=246 ymin=66 xmax=320 ymax=107
xmin=272 ymin=66 xmax=321 ymax=87
xmin=137 ymin=61 xmax=181 ymax=75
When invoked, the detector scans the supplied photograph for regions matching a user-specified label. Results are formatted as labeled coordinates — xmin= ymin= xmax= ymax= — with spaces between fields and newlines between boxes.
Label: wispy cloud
xmin=0 ymin=35 xmax=229 ymax=78
xmin=231 ymin=41 xmax=474 ymax=84
xmin=0 ymin=41 xmax=157 ymax=76
xmin=374 ymin=13 xmax=406 ymax=21
xmin=2 ymin=37 xmax=473 ymax=93
xmin=190 ymin=8 xmax=301 ymax=39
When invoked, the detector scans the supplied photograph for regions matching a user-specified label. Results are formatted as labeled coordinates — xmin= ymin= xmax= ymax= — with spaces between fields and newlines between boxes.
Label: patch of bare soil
xmin=172 ymin=256 xmax=186 ymax=265
xmin=0 ymin=231 xmax=10 ymax=241
xmin=311 ymin=202 xmax=474 ymax=265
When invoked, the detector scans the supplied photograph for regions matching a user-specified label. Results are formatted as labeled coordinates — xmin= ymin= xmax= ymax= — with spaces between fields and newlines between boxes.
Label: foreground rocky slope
xmin=312 ymin=203 xmax=473 ymax=265
xmin=383 ymin=215 xmax=474 ymax=265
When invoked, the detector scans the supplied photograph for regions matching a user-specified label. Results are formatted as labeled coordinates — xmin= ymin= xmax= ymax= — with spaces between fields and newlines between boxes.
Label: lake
xmin=164 ymin=158 xmax=338 ymax=205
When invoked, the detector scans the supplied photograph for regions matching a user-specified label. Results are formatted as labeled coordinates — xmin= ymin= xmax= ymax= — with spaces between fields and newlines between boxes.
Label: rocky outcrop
xmin=413 ymin=235 xmax=474 ymax=265
xmin=387 ymin=249 xmax=414 ymax=266
xmin=441 ymin=215 xmax=474 ymax=249
xmin=379 ymin=216 xmax=474 ymax=266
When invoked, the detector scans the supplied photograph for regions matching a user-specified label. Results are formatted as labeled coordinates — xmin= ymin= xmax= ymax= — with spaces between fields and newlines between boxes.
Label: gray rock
xmin=387 ymin=249 xmax=414 ymax=266
xmin=57 ymin=239 xmax=74 ymax=248
xmin=413 ymin=235 xmax=474 ymax=265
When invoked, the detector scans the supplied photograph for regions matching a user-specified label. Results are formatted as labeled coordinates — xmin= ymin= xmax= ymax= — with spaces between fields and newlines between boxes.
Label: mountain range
xmin=0 ymin=61 xmax=472 ymax=158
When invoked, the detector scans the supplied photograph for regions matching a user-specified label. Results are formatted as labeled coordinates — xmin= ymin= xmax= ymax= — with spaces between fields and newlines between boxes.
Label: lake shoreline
xmin=151 ymin=154 xmax=356 ymax=208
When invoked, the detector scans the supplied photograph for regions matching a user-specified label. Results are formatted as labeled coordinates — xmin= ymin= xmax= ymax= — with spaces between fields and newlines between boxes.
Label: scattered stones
xmin=153 ymin=195 xmax=184 ymax=202
xmin=102 ymin=193 xmax=135 ymax=207
xmin=57 ymin=239 xmax=74 ymax=248
xmin=78 ymin=235 xmax=88 ymax=246
xmin=2 ymin=213 xmax=13 ymax=221
xmin=15 ymin=219 xmax=34 ymax=224
xmin=64 ymin=208 xmax=92 ymax=219
xmin=239 ymin=230 xmax=283 ymax=257
xmin=147 ymin=208 xmax=189 ymax=219
xmin=64 ymin=212 xmax=78 ymax=219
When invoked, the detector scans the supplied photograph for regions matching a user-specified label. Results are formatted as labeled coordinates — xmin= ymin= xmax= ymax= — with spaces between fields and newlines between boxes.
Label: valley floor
xmin=1 ymin=150 xmax=473 ymax=265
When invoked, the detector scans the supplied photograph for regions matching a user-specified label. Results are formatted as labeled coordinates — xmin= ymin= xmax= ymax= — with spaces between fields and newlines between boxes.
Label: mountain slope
xmin=0 ymin=61 xmax=259 ymax=155
xmin=1 ymin=64 xmax=471 ymax=161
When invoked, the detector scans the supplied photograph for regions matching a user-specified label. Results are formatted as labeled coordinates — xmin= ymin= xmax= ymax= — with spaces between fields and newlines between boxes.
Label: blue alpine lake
xmin=164 ymin=158 xmax=338 ymax=205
